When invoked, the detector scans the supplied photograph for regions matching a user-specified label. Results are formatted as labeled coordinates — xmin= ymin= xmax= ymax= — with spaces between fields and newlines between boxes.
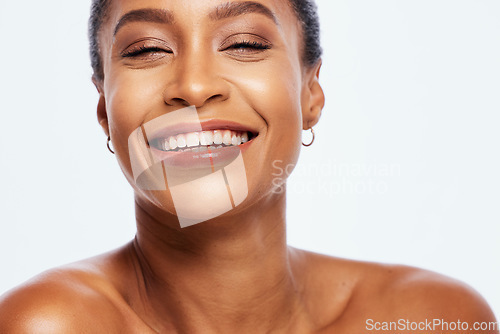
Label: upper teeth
xmin=150 ymin=130 xmax=250 ymax=152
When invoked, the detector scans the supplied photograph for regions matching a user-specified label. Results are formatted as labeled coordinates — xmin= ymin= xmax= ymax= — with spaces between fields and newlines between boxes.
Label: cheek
xmin=261 ymin=70 xmax=302 ymax=165
xmin=222 ymin=59 xmax=304 ymax=191
xmin=103 ymin=70 xmax=166 ymax=181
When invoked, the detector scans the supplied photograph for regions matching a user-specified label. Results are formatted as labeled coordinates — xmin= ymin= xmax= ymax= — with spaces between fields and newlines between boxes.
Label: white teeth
xmin=162 ymin=139 xmax=170 ymax=151
xmin=200 ymin=131 xmax=214 ymax=145
xmin=156 ymin=130 xmax=252 ymax=151
xmin=213 ymin=130 xmax=223 ymax=145
xmin=176 ymin=134 xmax=187 ymax=148
xmin=186 ymin=133 xmax=200 ymax=147
xmin=241 ymin=132 xmax=249 ymax=143
xmin=231 ymin=133 xmax=238 ymax=146
xmin=169 ymin=136 xmax=178 ymax=150
xmin=222 ymin=130 xmax=232 ymax=145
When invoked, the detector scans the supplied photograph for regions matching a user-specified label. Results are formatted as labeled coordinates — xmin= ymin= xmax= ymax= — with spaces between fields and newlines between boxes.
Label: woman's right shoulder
xmin=0 ymin=250 xmax=133 ymax=333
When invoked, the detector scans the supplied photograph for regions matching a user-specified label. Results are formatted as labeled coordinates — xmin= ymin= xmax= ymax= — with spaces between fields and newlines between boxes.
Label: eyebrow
xmin=114 ymin=9 xmax=174 ymax=36
xmin=113 ymin=1 xmax=278 ymax=36
xmin=209 ymin=1 xmax=278 ymax=25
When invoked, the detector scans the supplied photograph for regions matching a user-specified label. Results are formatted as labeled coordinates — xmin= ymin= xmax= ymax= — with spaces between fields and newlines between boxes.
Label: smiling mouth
xmin=148 ymin=130 xmax=257 ymax=153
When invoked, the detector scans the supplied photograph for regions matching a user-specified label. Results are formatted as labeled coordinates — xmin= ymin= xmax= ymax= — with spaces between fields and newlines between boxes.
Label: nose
xmin=163 ymin=50 xmax=230 ymax=108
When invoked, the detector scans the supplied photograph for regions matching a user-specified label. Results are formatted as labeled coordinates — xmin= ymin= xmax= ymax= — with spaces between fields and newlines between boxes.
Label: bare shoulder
xmin=362 ymin=263 xmax=496 ymax=317
xmin=0 ymin=248 xmax=134 ymax=334
xmin=398 ymin=266 xmax=488 ymax=306
xmin=357 ymin=263 xmax=499 ymax=333
xmin=294 ymin=249 xmax=498 ymax=333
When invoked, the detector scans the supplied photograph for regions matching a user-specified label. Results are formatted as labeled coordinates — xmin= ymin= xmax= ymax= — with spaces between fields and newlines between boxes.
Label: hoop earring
xmin=107 ymin=136 xmax=115 ymax=154
xmin=302 ymin=128 xmax=315 ymax=147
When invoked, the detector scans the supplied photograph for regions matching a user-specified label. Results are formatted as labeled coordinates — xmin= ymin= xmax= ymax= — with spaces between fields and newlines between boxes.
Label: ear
xmin=301 ymin=60 xmax=325 ymax=130
xmin=92 ymin=77 xmax=109 ymax=137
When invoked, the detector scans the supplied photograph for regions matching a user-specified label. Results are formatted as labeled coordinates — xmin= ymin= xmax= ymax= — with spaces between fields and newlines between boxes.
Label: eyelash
xmin=121 ymin=40 xmax=271 ymax=58
xmin=223 ymin=40 xmax=271 ymax=51
xmin=122 ymin=46 xmax=171 ymax=58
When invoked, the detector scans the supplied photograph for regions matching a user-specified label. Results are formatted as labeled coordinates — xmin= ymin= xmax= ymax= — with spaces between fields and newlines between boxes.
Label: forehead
xmin=102 ymin=0 xmax=297 ymax=33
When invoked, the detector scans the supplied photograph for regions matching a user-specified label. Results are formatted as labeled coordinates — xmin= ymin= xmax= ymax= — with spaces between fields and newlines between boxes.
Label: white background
xmin=1 ymin=0 xmax=499 ymax=320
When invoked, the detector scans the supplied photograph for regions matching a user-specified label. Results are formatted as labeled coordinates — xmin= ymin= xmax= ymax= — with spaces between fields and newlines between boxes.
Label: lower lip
xmin=150 ymin=139 xmax=254 ymax=169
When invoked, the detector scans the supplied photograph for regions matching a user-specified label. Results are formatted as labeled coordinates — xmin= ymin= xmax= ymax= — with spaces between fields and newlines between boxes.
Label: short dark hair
xmin=288 ymin=0 xmax=322 ymax=68
xmin=88 ymin=0 xmax=112 ymax=82
xmin=89 ymin=0 xmax=322 ymax=82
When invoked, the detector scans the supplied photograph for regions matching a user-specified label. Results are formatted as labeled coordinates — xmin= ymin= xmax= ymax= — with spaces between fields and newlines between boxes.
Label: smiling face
xmin=94 ymin=0 xmax=324 ymax=225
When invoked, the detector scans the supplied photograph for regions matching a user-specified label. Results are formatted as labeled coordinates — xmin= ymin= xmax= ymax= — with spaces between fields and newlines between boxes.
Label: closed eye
xmin=224 ymin=40 xmax=271 ymax=51
xmin=122 ymin=46 xmax=172 ymax=58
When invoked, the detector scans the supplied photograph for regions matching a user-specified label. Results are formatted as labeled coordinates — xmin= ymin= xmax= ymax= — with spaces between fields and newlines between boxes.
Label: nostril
xmin=166 ymin=98 xmax=191 ymax=107
xmin=165 ymin=94 xmax=226 ymax=108
xmin=206 ymin=94 xmax=227 ymax=104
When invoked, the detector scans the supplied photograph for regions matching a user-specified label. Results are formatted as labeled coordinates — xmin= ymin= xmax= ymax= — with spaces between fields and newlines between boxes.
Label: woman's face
xmin=96 ymin=0 xmax=323 ymax=223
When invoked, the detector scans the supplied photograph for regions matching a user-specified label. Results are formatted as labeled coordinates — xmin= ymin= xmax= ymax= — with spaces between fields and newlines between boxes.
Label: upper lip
xmin=147 ymin=119 xmax=259 ymax=142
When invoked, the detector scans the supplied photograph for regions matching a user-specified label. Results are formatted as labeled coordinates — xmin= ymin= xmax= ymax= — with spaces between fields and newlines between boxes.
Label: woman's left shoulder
xmin=368 ymin=262 xmax=495 ymax=316
xmin=295 ymin=249 xmax=498 ymax=332
xmin=361 ymin=262 xmax=499 ymax=332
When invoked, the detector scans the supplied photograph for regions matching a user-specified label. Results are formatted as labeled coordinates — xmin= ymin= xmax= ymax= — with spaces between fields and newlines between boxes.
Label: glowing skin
xmin=97 ymin=0 xmax=313 ymax=225
xmin=0 ymin=1 xmax=497 ymax=333
xmin=128 ymin=106 xmax=249 ymax=227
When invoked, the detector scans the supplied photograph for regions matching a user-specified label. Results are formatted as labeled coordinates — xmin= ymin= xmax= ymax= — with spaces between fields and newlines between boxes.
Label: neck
xmin=130 ymin=191 xmax=310 ymax=333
